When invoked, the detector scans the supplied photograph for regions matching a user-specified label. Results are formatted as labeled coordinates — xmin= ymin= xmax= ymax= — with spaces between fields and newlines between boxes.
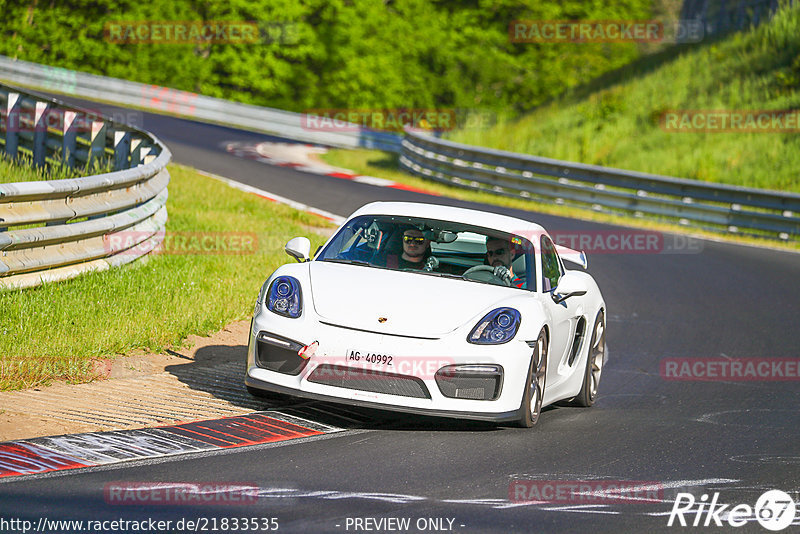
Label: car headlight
xmin=266 ymin=276 xmax=302 ymax=318
xmin=467 ymin=308 xmax=521 ymax=345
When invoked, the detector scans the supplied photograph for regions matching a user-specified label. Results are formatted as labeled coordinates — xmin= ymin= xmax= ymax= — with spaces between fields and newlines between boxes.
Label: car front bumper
xmin=245 ymin=311 xmax=535 ymax=421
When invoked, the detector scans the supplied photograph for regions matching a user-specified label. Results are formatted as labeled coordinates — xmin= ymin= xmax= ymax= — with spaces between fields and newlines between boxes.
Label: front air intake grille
xmin=307 ymin=364 xmax=431 ymax=399
xmin=435 ymin=366 xmax=503 ymax=400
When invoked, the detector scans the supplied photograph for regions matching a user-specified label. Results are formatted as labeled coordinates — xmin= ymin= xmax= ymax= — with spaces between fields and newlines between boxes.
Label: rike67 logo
xmin=668 ymin=490 xmax=796 ymax=530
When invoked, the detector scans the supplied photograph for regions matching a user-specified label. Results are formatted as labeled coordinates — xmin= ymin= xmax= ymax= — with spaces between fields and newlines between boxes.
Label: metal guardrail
xmin=0 ymin=83 xmax=171 ymax=289
xmin=400 ymin=129 xmax=800 ymax=240
xmin=0 ymin=55 xmax=403 ymax=153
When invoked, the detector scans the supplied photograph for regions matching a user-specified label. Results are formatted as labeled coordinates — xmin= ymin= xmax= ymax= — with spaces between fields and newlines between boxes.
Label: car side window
xmin=540 ymin=235 xmax=562 ymax=292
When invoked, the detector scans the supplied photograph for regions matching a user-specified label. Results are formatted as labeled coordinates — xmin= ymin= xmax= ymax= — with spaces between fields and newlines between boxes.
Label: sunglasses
xmin=403 ymin=235 xmax=426 ymax=244
xmin=487 ymin=247 xmax=507 ymax=256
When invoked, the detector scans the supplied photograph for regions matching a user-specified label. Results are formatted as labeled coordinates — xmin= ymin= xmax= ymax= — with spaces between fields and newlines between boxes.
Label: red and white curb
xmin=225 ymin=141 xmax=440 ymax=196
xmin=0 ymin=412 xmax=341 ymax=479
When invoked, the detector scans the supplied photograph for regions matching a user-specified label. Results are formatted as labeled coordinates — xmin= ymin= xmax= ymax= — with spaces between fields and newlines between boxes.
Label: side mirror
xmin=285 ymin=237 xmax=311 ymax=262
xmin=552 ymin=271 xmax=588 ymax=304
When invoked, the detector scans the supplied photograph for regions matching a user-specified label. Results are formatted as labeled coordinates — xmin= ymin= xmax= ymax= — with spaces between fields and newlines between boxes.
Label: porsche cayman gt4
xmin=245 ymin=202 xmax=607 ymax=427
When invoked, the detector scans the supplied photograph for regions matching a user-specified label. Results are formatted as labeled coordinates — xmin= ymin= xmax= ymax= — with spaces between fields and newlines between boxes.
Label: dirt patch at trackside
xmin=0 ymin=319 xmax=256 ymax=441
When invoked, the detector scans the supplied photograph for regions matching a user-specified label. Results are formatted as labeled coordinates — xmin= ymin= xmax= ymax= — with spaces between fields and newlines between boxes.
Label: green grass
xmin=0 ymin=163 xmax=333 ymax=390
xmin=319 ymin=147 xmax=799 ymax=251
xmin=446 ymin=5 xmax=800 ymax=193
xmin=0 ymin=150 xmax=113 ymax=183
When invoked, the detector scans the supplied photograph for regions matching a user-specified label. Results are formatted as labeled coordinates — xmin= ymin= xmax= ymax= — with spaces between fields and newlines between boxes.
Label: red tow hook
xmin=298 ymin=341 xmax=319 ymax=360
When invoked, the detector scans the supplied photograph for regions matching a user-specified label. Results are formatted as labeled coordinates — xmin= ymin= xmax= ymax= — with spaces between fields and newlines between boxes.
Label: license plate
xmin=347 ymin=349 xmax=394 ymax=367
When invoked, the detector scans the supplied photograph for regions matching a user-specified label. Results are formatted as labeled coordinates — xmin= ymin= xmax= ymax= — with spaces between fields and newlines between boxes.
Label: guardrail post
xmin=142 ymin=145 xmax=156 ymax=165
xmin=129 ymin=136 xmax=144 ymax=169
xmin=5 ymin=92 xmax=20 ymax=158
xmin=129 ymin=137 xmax=142 ymax=167
xmin=113 ymin=130 xmax=131 ymax=171
xmin=62 ymin=110 xmax=77 ymax=168
xmin=89 ymin=118 xmax=106 ymax=167
xmin=716 ymin=0 xmax=729 ymax=34
xmin=32 ymin=101 xmax=50 ymax=167
xmin=735 ymin=0 xmax=746 ymax=29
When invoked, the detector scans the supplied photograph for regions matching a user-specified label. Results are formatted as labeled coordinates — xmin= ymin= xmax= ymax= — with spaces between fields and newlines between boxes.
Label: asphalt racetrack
xmin=2 ymin=97 xmax=799 ymax=533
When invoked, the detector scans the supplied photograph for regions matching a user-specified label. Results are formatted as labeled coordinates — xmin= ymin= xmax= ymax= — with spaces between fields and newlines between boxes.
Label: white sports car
xmin=245 ymin=202 xmax=606 ymax=427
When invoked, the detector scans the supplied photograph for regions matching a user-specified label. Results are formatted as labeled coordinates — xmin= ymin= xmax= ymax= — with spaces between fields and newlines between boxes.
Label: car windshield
xmin=317 ymin=215 xmax=535 ymax=291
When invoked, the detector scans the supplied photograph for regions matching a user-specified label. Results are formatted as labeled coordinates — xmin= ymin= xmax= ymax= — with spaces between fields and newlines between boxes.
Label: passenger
xmin=485 ymin=236 xmax=526 ymax=288
xmin=398 ymin=228 xmax=432 ymax=269
xmin=380 ymin=227 xmax=433 ymax=270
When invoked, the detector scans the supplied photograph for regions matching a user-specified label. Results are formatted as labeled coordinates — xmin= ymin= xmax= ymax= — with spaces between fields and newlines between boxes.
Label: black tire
xmin=516 ymin=328 xmax=548 ymax=428
xmin=571 ymin=310 xmax=605 ymax=407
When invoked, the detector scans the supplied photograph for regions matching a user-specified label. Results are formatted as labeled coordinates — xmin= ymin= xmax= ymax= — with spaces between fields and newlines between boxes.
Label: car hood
xmin=308 ymin=261 xmax=512 ymax=337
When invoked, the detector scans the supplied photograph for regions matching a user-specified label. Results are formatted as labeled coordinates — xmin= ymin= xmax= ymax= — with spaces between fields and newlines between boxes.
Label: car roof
xmin=350 ymin=201 xmax=547 ymax=238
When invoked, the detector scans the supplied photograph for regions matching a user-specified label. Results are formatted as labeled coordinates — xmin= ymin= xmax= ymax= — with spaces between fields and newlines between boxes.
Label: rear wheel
xmin=571 ymin=310 xmax=605 ymax=407
xmin=516 ymin=328 xmax=548 ymax=428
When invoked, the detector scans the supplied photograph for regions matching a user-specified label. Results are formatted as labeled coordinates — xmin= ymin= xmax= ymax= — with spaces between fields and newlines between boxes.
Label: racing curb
xmin=0 ymin=412 xmax=341 ymax=479
xmin=225 ymin=141 xmax=441 ymax=197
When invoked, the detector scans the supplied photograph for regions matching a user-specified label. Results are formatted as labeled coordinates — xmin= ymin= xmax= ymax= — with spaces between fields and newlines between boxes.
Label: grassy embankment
xmin=0 ymin=161 xmax=332 ymax=390
xmin=448 ymin=5 xmax=800 ymax=193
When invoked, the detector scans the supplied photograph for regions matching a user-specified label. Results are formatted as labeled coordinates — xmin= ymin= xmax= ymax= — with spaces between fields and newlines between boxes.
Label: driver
xmin=485 ymin=237 xmax=526 ymax=288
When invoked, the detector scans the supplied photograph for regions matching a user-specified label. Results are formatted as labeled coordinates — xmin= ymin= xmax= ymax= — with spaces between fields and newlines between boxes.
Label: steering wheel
xmin=462 ymin=265 xmax=511 ymax=287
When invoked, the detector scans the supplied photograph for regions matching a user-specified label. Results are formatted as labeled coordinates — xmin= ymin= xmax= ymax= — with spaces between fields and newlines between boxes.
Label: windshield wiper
xmin=407 ymin=270 xmax=463 ymax=279
xmin=431 ymin=272 xmax=463 ymax=279
xmin=322 ymin=258 xmax=373 ymax=267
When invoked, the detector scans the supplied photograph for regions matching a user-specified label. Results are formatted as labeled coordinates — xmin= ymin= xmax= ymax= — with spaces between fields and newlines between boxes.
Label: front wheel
xmin=516 ymin=328 xmax=548 ymax=428
xmin=571 ymin=310 xmax=605 ymax=407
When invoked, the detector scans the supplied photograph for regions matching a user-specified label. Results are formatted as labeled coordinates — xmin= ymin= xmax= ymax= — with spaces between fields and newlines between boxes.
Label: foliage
xmin=0 ymin=0 xmax=654 ymax=114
